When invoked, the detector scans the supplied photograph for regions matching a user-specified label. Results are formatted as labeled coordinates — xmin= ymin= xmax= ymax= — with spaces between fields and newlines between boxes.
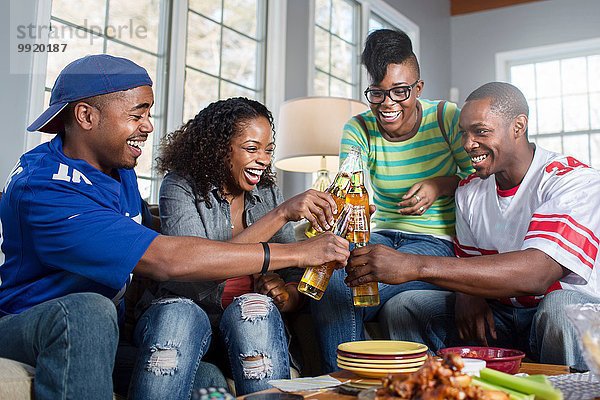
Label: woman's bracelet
xmin=260 ymin=242 xmax=270 ymax=275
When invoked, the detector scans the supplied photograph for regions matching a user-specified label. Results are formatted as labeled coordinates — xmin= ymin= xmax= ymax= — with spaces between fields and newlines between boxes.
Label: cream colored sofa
xmin=0 ymin=358 xmax=126 ymax=400
xmin=0 ymin=358 xmax=34 ymax=400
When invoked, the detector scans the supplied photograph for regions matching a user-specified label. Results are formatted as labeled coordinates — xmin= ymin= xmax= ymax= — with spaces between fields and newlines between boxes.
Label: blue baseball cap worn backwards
xmin=27 ymin=54 xmax=153 ymax=133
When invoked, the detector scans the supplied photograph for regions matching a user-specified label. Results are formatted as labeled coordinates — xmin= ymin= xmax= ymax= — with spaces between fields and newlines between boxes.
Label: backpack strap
xmin=436 ymin=100 xmax=451 ymax=148
xmin=354 ymin=114 xmax=370 ymax=153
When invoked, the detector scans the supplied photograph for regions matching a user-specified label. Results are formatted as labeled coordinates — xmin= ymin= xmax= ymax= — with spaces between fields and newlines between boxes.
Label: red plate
xmin=337 ymin=349 xmax=427 ymax=361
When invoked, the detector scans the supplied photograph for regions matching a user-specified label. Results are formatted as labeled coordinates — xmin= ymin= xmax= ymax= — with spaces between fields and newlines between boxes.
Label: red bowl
xmin=438 ymin=346 xmax=525 ymax=374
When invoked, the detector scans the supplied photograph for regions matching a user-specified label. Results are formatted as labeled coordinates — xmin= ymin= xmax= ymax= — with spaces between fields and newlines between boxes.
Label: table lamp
xmin=274 ymin=96 xmax=369 ymax=190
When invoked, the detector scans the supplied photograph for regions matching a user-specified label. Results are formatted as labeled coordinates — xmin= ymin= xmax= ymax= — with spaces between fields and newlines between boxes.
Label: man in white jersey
xmin=345 ymin=82 xmax=599 ymax=370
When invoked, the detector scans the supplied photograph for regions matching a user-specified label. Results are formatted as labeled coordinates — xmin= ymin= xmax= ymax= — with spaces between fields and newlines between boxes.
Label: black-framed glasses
xmin=363 ymin=80 xmax=420 ymax=104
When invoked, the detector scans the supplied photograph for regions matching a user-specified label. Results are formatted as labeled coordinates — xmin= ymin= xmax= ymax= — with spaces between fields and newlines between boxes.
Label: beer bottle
xmin=345 ymin=152 xmax=370 ymax=222
xmin=349 ymin=205 xmax=380 ymax=307
xmin=298 ymin=203 xmax=353 ymax=300
xmin=304 ymin=146 xmax=361 ymax=238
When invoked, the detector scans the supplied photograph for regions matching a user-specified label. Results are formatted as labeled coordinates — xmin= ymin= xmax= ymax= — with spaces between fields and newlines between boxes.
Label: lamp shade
xmin=274 ymin=96 xmax=369 ymax=173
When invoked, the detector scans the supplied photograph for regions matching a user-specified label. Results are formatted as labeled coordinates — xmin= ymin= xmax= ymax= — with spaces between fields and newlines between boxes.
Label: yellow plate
xmin=337 ymin=354 xmax=427 ymax=365
xmin=338 ymin=340 xmax=428 ymax=356
xmin=337 ymin=357 xmax=425 ymax=370
xmin=337 ymin=363 xmax=421 ymax=378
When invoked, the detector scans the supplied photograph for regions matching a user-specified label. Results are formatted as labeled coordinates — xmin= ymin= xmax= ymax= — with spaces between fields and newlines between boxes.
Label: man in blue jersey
xmin=0 ymin=54 xmax=349 ymax=400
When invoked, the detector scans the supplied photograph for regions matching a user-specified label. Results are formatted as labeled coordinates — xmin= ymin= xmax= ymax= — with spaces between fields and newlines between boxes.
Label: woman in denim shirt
xmin=153 ymin=97 xmax=337 ymax=395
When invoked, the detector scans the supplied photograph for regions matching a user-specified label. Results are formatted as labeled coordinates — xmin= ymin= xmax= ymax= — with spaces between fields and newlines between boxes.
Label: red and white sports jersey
xmin=454 ymin=146 xmax=600 ymax=307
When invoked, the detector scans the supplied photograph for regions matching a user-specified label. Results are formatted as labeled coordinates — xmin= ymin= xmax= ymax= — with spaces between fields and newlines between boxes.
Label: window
xmin=311 ymin=0 xmax=419 ymax=101
xmin=497 ymin=38 xmax=600 ymax=169
xmin=368 ymin=12 xmax=394 ymax=33
xmin=30 ymin=0 xmax=271 ymax=201
xmin=313 ymin=0 xmax=360 ymax=98
xmin=184 ymin=0 xmax=267 ymax=121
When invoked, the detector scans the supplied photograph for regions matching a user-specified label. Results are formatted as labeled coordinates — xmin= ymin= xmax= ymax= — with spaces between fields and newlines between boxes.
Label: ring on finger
xmin=414 ymin=194 xmax=421 ymax=202
xmin=419 ymin=206 xmax=425 ymax=213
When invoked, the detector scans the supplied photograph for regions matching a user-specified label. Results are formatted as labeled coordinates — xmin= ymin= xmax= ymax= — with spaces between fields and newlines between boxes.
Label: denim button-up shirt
xmin=146 ymin=172 xmax=300 ymax=322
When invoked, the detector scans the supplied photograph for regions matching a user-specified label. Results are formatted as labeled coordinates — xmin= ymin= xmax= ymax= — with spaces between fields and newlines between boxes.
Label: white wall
xmin=451 ymin=0 xmax=600 ymax=104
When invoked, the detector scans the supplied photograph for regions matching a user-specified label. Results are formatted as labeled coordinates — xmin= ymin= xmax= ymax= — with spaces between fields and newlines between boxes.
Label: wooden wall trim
xmin=451 ymin=0 xmax=545 ymax=16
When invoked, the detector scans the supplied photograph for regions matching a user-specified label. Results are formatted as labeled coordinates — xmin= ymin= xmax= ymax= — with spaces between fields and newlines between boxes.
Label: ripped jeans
xmin=129 ymin=297 xmax=212 ymax=400
xmin=219 ymin=293 xmax=290 ymax=395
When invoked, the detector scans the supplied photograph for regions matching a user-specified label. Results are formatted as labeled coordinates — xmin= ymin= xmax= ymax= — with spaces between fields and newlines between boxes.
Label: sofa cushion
xmin=0 ymin=358 xmax=34 ymax=400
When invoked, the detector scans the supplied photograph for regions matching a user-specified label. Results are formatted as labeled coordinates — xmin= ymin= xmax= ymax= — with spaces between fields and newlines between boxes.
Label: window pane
xmin=107 ymin=0 xmax=160 ymax=53
xmin=510 ymin=64 xmax=536 ymax=100
xmin=314 ymin=71 xmax=329 ymax=96
xmin=223 ymin=0 xmax=258 ymax=38
xmin=52 ymin=0 xmax=105 ymax=28
xmin=535 ymin=61 xmax=560 ymax=99
xmin=562 ymin=134 xmax=590 ymax=164
xmin=591 ymin=133 xmax=600 ymax=169
xmin=106 ymin=41 xmax=158 ymax=86
xmin=220 ymin=81 xmax=256 ymax=100
xmin=221 ymin=28 xmax=257 ymax=88
xmin=315 ymin=0 xmax=330 ymax=30
xmin=315 ymin=27 xmax=330 ymax=73
xmin=134 ymin=123 xmax=156 ymax=178
xmin=589 ymin=55 xmax=600 ymax=93
xmin=186 ymin=12 xmax=221 ymax=76
xmin=331 ymin=0 xmax=354 ymax=42
xmin=537 ymin=97 xmax=562 ymax=134
xmin=590 ymin=93 xmax=600 ymax=130
xmin=535 ymin=136 xmax=562 ymax=154
xmin=330 ymin=77 xmax=352 ymax=98
xmin=189 ymin=0 xmax=222 ymax=21
xmin=138 ymin=178 xmax=152 ymax=201
xmin=528 ymin=100 xmax=538 ymax=135
xmin=562 ymin=94 xmax=589 ymax=132
xmin=369 ymin=13 xmax=391 ymax=33
xmin=330 ymin=35 xmax=353 ymax=79
xmin=183 ymin=68 xmax=219 ymax=122
xmin=561 ymin=57 xmax=587 ymax=95
xmin=47 ymin=22 xmax=104 ymax=88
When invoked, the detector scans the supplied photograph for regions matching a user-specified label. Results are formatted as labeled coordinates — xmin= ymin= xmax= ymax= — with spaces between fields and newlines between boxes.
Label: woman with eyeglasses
xmin=311 ymin=29 xmax=474 ymax=373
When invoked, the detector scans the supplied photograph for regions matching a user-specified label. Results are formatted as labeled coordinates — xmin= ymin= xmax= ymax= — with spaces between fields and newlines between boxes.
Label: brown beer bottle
xmin=349 ymin=205 xmax=379 ymax=307
xmin=298 ymin=203 xmax=353 ymax=300
xmin=304 ymin=146 xmax=361 ymax=238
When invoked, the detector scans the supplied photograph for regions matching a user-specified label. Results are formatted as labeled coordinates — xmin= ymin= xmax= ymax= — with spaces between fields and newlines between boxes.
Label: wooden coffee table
xmin=236 ymin=363 xmax=569 ymax=399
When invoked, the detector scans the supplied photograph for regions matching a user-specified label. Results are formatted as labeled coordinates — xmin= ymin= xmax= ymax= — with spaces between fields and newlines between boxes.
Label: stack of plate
xmin=337 ymin=340 xmax=428 ymax=378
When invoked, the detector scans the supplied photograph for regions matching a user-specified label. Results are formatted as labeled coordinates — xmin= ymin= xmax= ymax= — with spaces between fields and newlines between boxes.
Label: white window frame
xmin=496 ymin=37 xmax=600 ymax=167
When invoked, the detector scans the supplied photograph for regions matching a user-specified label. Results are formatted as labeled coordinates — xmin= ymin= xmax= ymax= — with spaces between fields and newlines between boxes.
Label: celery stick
xmin=479 ymin=368 xmax=563 ymax=400
xmin=472 ymin=377 xmax=534 ymax=400
xmin=522 ymin=375 xmax=550 ymax=385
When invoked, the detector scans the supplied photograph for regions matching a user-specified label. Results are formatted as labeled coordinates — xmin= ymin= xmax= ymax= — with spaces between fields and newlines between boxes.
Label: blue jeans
xmin=0 ymin=293 xmax=119 ymax=400
xmin=311 ymin=230 xmax=454 ymax=373
xmin=380 ymin=289 xmax=597 ymax=371
xmin=219 ymin=293 xmax=290 ymax=395
xmin=128 ymin=297 xmax=213 ymax=400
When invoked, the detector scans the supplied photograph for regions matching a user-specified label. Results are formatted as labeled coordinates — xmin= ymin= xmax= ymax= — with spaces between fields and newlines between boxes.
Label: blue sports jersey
xmin=0 ymin=135 xmax=158 ymax=317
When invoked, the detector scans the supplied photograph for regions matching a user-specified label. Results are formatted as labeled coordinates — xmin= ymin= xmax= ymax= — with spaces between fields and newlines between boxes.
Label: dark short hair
xmin=157 ymin=97 xmax=276 ymax=208
xmin=361 ymin=29 xmax=420 ymax=85
xmin=62 ymin=92 xmax=124 ymax=131
xmin=465 ymin=82 xmax=529 ymax=125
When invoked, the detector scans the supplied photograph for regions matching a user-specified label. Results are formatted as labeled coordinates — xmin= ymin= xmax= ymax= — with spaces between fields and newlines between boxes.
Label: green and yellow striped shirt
xmin=340 ymin=99 xmax=474 ymax=238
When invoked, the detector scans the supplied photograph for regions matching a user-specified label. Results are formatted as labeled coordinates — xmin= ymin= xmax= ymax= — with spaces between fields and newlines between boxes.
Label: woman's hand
xmin=397 ymin=176 xmax=459 ymax=215
xmin=277 ymin=189 xmax=338 ymax=232
xmin=254 ymin=273 xmax=302 ymax=312
xmin=397 ymin=179 xmax=440 ymax=215
xmin=296 ymin=232 xmax=350 ymax=269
